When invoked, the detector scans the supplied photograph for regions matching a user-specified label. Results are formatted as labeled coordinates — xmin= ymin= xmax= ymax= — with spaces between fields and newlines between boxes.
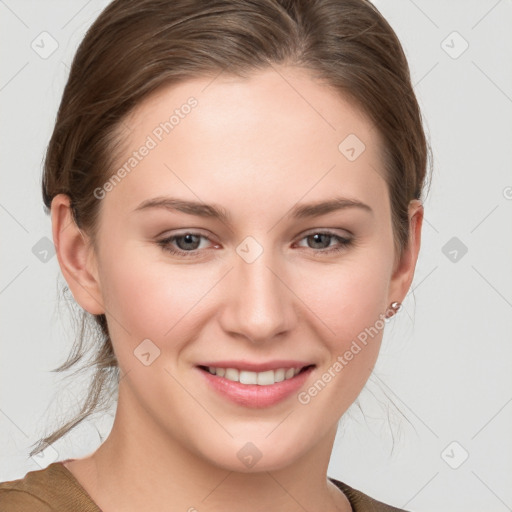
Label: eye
xmin=157 ymin=232 xmax=214 ymax=258
xmin=295 ymin=231 xmax=353 ymax=255
xmin=156 ymin=230 xmax=353 ymax=258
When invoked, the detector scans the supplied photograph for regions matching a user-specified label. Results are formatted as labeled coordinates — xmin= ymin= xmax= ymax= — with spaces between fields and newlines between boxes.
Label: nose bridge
xmin=222 ymin=235 xmax=294 ymax=343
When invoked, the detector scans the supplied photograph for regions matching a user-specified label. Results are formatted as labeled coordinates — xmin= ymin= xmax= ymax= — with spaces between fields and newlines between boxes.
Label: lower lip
xmin=197 ymin=366 xmax=315 ymax=408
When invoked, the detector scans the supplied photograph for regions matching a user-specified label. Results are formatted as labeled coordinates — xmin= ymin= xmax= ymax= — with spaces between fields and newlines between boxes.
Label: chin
xmin=196 ymin=434 xmax=309 ymax=474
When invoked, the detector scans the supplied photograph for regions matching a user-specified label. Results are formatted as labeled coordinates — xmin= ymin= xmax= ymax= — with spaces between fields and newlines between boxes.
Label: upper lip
xmin=197 ymin=360 xmax=315 ymax=372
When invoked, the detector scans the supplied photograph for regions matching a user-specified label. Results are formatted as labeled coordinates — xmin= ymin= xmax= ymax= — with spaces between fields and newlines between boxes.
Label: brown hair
xmin=31 ymin=0 xmax=432 ymax=457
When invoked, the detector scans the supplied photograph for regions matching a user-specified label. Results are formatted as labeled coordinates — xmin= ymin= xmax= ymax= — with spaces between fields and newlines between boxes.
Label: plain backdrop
xmin=1 ymin=1 xmax=511 ymax=511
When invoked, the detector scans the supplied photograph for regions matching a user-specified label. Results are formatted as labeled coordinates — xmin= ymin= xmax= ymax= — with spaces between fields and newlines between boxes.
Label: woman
xmin=0 ymin=0 xmax=430 ymax=510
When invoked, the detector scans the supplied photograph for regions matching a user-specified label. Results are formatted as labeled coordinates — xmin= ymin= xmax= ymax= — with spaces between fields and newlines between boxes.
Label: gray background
xmin=1 ymin=1 xmax=511 ymax=511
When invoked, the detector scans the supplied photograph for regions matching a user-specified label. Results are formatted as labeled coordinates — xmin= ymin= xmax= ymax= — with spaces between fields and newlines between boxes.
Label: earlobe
xmin=388 ymin=199 xmax=424 ymax=306
xmin=51 ymin=194 xmax=105 ymax=315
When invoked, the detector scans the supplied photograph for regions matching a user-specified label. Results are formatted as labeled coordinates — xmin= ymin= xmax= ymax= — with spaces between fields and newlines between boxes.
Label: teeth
xmin=239 ymin=370 xmax=257 ymax=385
xmin=206 ymin=366 xmax=307 ymax=386
xmin=225 ymin=368 xmax=239 ymax=381
xmin=274 ymin=368 xmax=285 ymax=382
xmin=257 ymin=370 xmax=274 ymax=386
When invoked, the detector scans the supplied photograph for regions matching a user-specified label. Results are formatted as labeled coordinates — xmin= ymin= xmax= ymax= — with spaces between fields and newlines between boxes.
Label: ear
xmin=51 ymin=194 xmax=105 ymax=315
xmin=387 ymin=199 xmax=424 ymax=308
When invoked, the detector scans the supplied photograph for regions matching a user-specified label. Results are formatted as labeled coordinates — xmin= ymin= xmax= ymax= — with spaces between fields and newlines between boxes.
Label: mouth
xmin=196 ymin=363 xmax=316 ymax=408
xmin=197 ymin=364 xmax=315 ymax=386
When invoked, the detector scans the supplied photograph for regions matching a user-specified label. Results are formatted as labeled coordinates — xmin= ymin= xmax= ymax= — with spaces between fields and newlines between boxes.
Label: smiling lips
xmin=197 ymin=361 xmax=315 ymax=408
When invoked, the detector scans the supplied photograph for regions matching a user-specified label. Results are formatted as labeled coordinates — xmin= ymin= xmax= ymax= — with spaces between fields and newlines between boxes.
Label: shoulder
xmin=0 ymin=462 xmax=101 ymax=512
xmin=329 ymin=477 xmax=412 ymax=512
xmin=0 ymin=485 xmax=52 ymax=512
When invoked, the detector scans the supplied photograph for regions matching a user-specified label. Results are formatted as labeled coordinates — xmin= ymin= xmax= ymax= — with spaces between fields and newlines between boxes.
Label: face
xmin=57 ymin=66 xmax=421 ymax=472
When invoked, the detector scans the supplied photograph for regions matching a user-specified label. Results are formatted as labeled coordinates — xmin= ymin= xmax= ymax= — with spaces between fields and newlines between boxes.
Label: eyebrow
xmin=133 ymin=195 xmax=373 ymax=223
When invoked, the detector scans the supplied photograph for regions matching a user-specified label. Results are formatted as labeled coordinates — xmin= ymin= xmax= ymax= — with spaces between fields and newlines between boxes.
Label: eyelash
xmin=156 ymin=231 xmax=353 ymax=258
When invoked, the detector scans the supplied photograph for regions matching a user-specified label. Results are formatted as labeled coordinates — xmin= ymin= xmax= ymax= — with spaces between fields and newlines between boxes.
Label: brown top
xmin=0 ymin=461 xmax=410 ymax=511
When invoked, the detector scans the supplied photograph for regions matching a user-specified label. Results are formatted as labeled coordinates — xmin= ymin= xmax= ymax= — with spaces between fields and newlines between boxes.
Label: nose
xmin=218 ymin=244 xmax=296 ymax=345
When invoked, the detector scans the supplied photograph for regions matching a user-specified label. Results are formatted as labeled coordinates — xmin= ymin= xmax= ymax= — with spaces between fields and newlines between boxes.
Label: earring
xmin=386 ymin=301 xmax=402 ymax=318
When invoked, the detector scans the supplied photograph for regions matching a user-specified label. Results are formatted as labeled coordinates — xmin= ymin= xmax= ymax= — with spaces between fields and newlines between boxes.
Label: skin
xmin=52 ymin=65 xmax=423 ymax=511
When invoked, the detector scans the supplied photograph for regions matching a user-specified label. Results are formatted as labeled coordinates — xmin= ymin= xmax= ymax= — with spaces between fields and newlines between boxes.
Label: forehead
xmin=126 ymin=66 xmax=379 ymax=150
xmin=105 ymin=66 xmax=386 ymax=217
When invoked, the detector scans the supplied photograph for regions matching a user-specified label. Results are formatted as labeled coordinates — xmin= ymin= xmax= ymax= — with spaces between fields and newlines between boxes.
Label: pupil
xmin=310 ymin=233 xmax=329 ymax=249
xmin=178 ymin=234 xmax=199 ymax=250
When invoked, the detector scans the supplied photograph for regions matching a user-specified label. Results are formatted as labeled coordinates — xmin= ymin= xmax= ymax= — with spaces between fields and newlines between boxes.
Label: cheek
xmin=97 ymin=245 xmax=211 ymax=355
xmin=291 ymin=258 xmax=392 ymax=418
xmin=297 ymin=254 xmax=392 ymax=347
